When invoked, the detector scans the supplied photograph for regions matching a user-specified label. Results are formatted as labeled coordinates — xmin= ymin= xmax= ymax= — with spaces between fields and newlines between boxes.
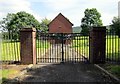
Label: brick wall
xmin=48 ymin=14 xmax=73 ymax=33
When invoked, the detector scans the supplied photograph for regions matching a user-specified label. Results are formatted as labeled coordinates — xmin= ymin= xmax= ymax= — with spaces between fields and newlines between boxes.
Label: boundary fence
xmin=1 ymin=31 xmax=20 ymax=64
xmin=1 ymin=27 xmax=120 ymax=64
xmin=106 ymin=29 xmax=120 ymax=63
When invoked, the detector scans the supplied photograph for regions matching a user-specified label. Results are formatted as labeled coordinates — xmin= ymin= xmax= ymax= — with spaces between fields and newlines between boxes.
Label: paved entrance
xmin=37 ymin=44 xmax=88 ymax=63
xmin=17 ymin=63 xmax=115 ymax=83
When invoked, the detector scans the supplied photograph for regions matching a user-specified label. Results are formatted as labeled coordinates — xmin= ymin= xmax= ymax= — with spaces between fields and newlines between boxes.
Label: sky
xmin=0 ymin=0 xmax=120 ymax=26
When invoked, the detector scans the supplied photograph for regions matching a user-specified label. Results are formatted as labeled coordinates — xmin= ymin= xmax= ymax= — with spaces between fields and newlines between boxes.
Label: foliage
xmin=39 ymin=18 xmax=51 ymax=33
xmin=81 ymin=8 xmax=103 ymax=36
xmin=110 ymin=17 xmax=120 ymax=38
xmin=0 ymin=11 xmax=41 ymax=40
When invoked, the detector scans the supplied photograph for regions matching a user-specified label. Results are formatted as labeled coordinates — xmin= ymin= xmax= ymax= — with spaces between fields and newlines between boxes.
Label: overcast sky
xmin=0 ymin=0 xmax=119 ymax=26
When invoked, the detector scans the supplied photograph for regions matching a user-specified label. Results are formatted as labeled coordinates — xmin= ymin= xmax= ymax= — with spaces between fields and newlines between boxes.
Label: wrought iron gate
xmin=36 ymin=32 xmax=89 ymax=63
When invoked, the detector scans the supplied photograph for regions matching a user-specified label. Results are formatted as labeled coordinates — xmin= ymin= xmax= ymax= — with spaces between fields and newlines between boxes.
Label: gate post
xmin=20 ymin=28 xmax=36 ymax=65
xmin=61 ymin=33 xmax=64 ymax=63
xmin=89 ymin=26 xmax=106 ymax=64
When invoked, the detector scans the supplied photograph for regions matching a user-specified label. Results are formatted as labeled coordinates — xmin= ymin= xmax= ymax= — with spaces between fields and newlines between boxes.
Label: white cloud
xmin=0 ymin=0 xmax=42 ymax=22
xmin=0 ymin=0 xmax=119 ymax=26
xmin=0 ymin=0 xmax=31 ymax=17
xmin=44 ymin=0 xmax=76 ymax=11
xmin=43 ymin=0 xmax=119 ymax=26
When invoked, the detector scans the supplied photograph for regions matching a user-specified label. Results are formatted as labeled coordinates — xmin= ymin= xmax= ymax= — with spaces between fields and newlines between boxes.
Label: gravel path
xmin=15 ymin=63 xmax=117 ymax=83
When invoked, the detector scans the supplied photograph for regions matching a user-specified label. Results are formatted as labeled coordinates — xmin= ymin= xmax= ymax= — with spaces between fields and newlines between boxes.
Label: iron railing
xmin=1 ymin=31 xmax=20 ymax=64
xmin=2 ymin=28 xmax=119 ymax=64
xmin=106 ymin=29 xmax=120 ymax=63
xmin=36 ymin=32 xmax=89 ymax=63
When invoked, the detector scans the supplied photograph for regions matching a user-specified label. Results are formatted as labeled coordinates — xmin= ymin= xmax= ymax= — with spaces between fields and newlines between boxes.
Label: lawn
xmin=1 ymin=65 xmax=28 ymax=83
xmin=0 ymin=69 xmax=18 ymax=78
xmin=72 ymin=36 xmax=89 ymax=58
xmin=36 ymin=40 xmax=50 ymax=48
xmin=0 ymin=69 xmax=19 ymax=83
xmin=1 ymin=41 xmax=20 ymax=61
xmin=36 ymin=40 xmax=51 ymax=57
xmin=106 ymin=35 xmax=120 ymax=61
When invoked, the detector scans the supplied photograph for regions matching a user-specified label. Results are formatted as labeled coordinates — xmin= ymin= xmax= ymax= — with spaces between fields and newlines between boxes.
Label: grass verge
xmin=99 ymin=63 xmax=120 ymax=79
xmin=0 ymin=69 xmax=19 ymax=83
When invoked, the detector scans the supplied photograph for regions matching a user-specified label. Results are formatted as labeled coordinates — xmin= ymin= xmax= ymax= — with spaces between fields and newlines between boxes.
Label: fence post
xmin=20 ymin=28 xmax=36 ymax=65
xmin=89 ymin=26 xmax=106 ymax=64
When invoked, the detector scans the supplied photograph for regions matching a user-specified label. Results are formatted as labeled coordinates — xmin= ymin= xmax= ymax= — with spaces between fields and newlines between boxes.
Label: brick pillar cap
xmin=90 ymin=26 xmax=106 ymax=31
xmin=20 ymin=27 xmax=36 ymax=32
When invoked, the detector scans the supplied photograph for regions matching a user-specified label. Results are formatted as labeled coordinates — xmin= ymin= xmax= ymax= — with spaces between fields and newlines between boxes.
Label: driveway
xmin=15 ymin=63 xmax=116 ymax=83
xmin=37 ymin=44 xmax=87 ymax=63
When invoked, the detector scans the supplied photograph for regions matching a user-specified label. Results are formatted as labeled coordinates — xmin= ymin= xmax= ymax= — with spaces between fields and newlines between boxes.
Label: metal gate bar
xmin=36 ymin=33 xmax=89 ymax=63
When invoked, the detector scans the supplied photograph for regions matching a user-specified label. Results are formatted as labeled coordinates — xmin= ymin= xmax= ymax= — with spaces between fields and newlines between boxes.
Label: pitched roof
xmin=48 ymin=13 xmax=73 ymax=26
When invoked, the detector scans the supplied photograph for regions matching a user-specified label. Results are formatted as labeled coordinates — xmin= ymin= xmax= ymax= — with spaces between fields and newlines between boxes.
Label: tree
xmin=0 ymin=13 xmax=15 ymax=31
xmin=81 ymin=8 xmax=103 ymax=35
xmin=39 ymin=18 xmax=51 ymax=33
xmin=0 ymin=11 xmax=41 ymax=40
xmin=110 ymin=17 xmax=120 ymax=38
xmin=0 ymin=13 xmax=16 ymax=39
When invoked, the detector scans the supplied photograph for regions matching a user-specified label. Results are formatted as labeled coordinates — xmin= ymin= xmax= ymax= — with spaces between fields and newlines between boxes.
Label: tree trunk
xmin=8 ymin=30 xmax=10 ymax=40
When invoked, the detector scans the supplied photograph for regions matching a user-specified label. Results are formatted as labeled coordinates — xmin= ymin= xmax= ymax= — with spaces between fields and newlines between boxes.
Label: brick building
xmin=48 ymin=13 xmax=73 ymax=44
xmin=48 ymin=13 xmax=73 ymax=33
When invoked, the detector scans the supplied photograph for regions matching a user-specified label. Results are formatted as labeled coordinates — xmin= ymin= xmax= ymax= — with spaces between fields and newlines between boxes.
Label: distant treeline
xmin=72 ymin=26 xmax=82 ymax=33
